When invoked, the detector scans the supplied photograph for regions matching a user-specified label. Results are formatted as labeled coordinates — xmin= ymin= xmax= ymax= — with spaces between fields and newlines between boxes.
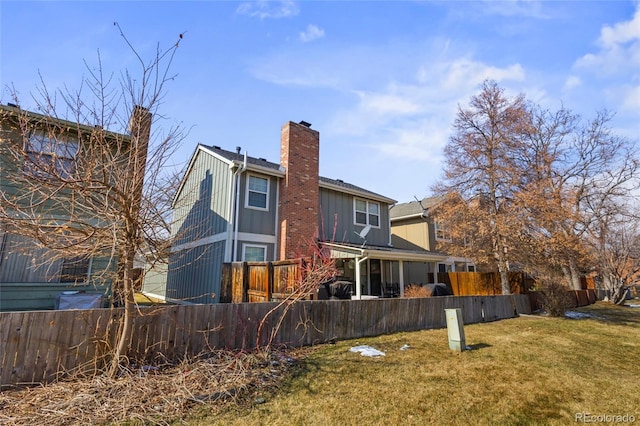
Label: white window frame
xmin=438 ymin=262 xmax=453 ymax=273
xmin=242 ymin=244 xmax=267 ymax=262
xmin=434 ymin=220 xmax=452 ymax=241
xmin=353 ymin=198 xmax=380 ymax=228
xmin=245 ymin=174 xmax=269 ymax=211
xmin=24 ymin=131 xmax=78 ymax=178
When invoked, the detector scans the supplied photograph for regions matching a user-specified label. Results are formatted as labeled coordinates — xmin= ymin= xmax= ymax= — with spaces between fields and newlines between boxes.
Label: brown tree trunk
xmin=109 ymin=246 xmax=136 ymax=377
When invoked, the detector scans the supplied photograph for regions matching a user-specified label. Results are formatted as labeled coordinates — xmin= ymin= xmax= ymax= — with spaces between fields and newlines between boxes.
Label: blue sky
xmin=1 ymin=1 xmax=639 ymax=203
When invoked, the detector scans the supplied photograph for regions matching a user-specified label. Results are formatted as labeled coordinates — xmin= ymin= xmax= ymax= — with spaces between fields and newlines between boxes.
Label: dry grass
xmin=196 ymin=302 xmax=640 ymax=426
xmin=403 ymin=284 xmax=431 ymax=298
xmin=1 ymin=302 xmax=638 ymax=425
xmin=0 ymin=349 xmax=307 ymax=425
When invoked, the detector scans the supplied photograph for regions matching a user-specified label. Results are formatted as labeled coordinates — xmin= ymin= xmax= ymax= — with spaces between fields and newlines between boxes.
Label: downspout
xmin=225 ymin=165 xmax=237 ymax=263
xmin=229 ymin=163 xmax=240 ymax=262
xmin=232 ymin=152 xmax=248 ymax=262
xmin=273 ymin=180 xmax=280 ymax=261
xmin=388 ymin=203 xmax=395 ymax=247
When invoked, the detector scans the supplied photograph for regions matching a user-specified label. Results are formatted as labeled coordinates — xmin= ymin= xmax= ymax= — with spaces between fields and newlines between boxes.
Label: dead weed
xmin=0 ymin=348 xmax=308 ymax=426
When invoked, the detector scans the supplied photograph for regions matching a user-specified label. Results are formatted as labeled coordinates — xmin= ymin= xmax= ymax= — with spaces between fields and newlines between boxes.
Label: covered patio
xmin=322 ymin=242 xmax=449 ymax=299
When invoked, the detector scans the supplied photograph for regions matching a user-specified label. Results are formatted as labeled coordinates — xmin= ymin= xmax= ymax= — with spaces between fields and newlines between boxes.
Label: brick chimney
xmin=127 ymin=105 xmax=152 ymax=210
xmin=278 ymin=121 xmax=320 ymax=260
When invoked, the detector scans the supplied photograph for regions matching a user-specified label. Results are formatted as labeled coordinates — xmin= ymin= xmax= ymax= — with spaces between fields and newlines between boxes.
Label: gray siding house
xmin=144 ymin=121 xmax=447 ymax=303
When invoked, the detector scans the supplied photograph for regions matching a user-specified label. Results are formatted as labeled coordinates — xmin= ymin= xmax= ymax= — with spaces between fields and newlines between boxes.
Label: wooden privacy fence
xmin=438 ymin=271 xmax=535 ymax=295
xmin=224 ymin=262 xmax=539 ymax=302
xmin=221 ymin=260 xmax=305 ymax=303
xmin=529 ymin=289 xmax=597 ymax=311
xmin=1 ymin=294 xmax=531 ymax=387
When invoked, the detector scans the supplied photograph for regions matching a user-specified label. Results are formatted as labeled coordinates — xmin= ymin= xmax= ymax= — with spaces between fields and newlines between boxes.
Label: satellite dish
xmin=354 ymin=224 xmax=371 ymax=246
xmin=359 ymin=224 xmax=371 ymax=239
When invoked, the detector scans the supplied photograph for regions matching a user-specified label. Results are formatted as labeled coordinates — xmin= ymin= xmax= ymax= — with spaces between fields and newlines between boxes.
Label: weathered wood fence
xmin=221 ymin=260 xmax=306 ymax=303
xmin=1 ymin=294 xmax=531 ymax=388
xmin=528 ymin=289 xmax=597 ymax=311
xmin=223 ymin=262 xmax=539 ymax=302
xmin=437 ymin=271 xmax=535 ymax=295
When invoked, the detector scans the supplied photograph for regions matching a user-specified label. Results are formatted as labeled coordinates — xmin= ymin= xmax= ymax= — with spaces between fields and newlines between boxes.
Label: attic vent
xmin=336 ymin=179 xmax=344 ymax=183
xmin=7 ymin=103 xmax=18 ymax=108
xmin=212 ymin=145 xmax=221 ymax=150
xmin=299 ymin=120 xmax=312 ymax=128
xmin=259 ymin=158 xmax=267 ymax=162
xmin=236 ymin=146 xmax=241 ymax=154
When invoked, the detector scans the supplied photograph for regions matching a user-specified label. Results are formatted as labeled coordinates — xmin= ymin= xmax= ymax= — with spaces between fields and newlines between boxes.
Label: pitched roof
xmin=201 ymin=144 xmax=282 ymax=172
xmin=319 ymin=176 xmax=396 ymax=204
xmin=389 ymin=196 xmax=445 ymax=220
xmin=200 ymin=144 xmax=396 ymax=204
xmin=0 ymin=103 xmax=129 ymax=141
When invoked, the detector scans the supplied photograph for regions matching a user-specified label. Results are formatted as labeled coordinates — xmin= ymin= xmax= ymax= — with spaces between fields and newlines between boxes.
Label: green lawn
xmin=191 ymin=302 xmax=640 ymax=426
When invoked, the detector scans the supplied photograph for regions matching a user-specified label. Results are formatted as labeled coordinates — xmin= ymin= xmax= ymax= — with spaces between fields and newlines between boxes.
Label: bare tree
xmin=518 ymin=107 xmax=639 ymax=290
xmin=256 ymin=241 xmax=337 ymax=350
xmin=0 ymin=25 xmax=185 ymax=376
xmin=433 ymin=80 xmax=530 ymax=294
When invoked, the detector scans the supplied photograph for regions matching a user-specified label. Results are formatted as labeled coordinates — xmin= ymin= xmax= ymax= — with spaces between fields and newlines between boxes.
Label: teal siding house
xmin=145 ymin=120 xmax=447 ymax=303
xmin=0 ymin=104 xmax=142 ymax=311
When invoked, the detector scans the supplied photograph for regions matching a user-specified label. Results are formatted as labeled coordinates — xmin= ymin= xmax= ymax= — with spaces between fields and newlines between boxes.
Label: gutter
xmin=232 ymin=152 xmax=248 ymax=262
xmin=226 ymin=152 xmax=247 ymax=262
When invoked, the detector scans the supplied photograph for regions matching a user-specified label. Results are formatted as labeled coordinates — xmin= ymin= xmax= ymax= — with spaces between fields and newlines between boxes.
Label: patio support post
xmin=399 ymin=260 xmax=405 ymax=297
xmin=355 ymin=256 xmax=368 ymax=299
xmin=354 ymin=256 xmax=362 ymax=299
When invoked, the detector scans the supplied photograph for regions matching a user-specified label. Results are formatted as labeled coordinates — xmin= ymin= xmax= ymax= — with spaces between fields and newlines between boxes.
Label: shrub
xmin=404 ymin=284 xmax=431 ymax=298
xmin=538 ymin=280 xmax=573 ymax=317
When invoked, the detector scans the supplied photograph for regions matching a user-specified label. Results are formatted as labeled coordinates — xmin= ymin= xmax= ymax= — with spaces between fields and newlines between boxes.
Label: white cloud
xmin=300 ymin=24 xmax=325 ymax=43
xmin=478 ymin=0 xmax=549 ymax=19
xmin=563 ymin=75 xmax=582 ymax=91
xmin=327 ymin=57 xmax=527 ymax=162
xmin=355 ymin=90 xmax=421 ymax=116
xmin=569 ymin=4 xmax=640 ymax=142
xmin=236 ymin=0 xmax=299 ymax=19
xmin=598 ymin=6 xmax=640 ymax=48
xmin=440 ymin=59 xmax=525 ymax=90
xmin=575 ymin=4 xmax=640 ymax=74
xmin=620 ymin=85 xmax=640 ymax=113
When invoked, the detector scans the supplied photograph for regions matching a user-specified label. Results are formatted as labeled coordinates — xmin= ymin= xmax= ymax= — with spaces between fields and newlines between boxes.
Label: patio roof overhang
xmin=321 ymin=242 xmax=449 ymax=263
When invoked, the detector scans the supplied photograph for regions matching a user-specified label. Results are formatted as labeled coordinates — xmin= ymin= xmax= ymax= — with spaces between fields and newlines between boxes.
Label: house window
xmin=435 ymin=220 xmax=452 ymax=241
xmin=354 ymin=199 xmax=380 ymax=227
xmin=438 ymin=263 xmax=453 ymax=273
xmin=243 ymin=244 xmax=267 ymax=262
xmin=246 ymin=175 xmax=269 ymax=210
xmin=25 ymin=131 xmax=78 ymax=178
xmin=60 ymin=256 xmax=90 ymax=283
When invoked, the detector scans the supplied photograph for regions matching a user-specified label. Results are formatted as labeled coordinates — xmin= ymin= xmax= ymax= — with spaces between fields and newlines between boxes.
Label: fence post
xmin=267 ymin=262 xmax=273 ymax=301
xmin=242 ymin=262 xmax=249 ymax=303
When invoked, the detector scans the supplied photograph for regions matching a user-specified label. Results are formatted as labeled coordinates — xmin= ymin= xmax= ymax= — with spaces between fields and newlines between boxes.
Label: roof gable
xmin=390 ymin=196 xmax=446 ymax=220
xmin=179 ymin=142 xmax=397 ymax=206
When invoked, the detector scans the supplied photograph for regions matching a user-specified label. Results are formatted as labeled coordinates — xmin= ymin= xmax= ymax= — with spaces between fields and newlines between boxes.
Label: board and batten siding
xmin=171 ymin=150 xmax=232 ymax=247
xmin=236 ymin=172 xmax=279 ymax=236
xmin=165 ymin=149 xmax=233 ymax=304
xmin=319 ymin=187 xmax=391 ymax=247
xmin=166 ymin=240 xmax=226 ymax=304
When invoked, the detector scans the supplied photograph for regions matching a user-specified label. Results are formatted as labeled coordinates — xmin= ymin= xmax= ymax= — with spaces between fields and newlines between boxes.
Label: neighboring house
xmin=145 ymin=120 xmax=447 ymax=303
xmin=0 ymin=104 xmax=147 ymax=311
xmin=390 ymin=196 xmax=475 ymax=285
